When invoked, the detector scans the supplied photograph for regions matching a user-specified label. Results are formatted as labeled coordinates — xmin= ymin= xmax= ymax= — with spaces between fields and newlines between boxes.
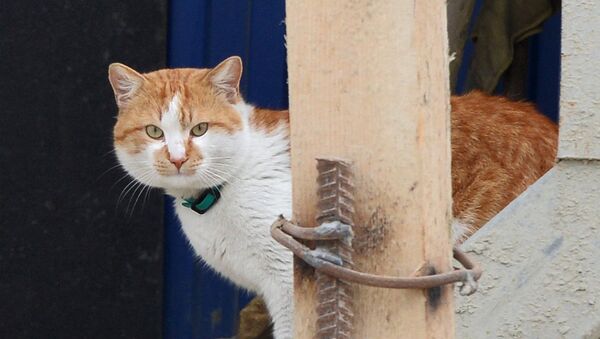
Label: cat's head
xmin=109 ymin=56 xmax=249 ymax=193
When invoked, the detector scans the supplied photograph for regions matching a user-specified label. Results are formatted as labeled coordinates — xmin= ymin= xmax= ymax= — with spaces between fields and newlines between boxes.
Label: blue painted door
xmin=164 ymin=1 xmax=287 ymax=338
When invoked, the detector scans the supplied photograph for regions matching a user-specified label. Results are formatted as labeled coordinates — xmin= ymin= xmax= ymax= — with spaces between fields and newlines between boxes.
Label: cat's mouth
xmin=156 ymin=166 xmax=198 ymax=177
xmin=161 ymin=171 xmax=196 ymax=177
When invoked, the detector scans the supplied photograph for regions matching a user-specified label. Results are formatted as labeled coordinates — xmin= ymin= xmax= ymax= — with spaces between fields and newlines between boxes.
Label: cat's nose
xmin=170 ymin=157 xmax=188 ymax=170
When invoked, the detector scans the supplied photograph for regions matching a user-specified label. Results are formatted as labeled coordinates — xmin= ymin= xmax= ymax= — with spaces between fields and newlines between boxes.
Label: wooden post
xmin=286 ymin=1 xmax=454 ymax=338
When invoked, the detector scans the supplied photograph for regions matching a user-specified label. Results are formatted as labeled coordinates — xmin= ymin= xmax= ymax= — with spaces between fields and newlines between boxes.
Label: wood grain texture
xmin=286 ymin=1 xmax=454 ymax=338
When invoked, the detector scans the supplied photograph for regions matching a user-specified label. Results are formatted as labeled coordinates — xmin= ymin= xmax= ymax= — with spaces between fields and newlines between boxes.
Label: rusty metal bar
xmin=271 ymin=216 xmax=482 ymax=295
xmin=314 ymin=159 xmax=354 ymax=339
xmin=280 ymin=218 xmax=352 ymax=241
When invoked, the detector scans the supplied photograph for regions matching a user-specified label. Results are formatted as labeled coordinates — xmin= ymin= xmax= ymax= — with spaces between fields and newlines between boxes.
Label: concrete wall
xmin=456 ymin=1 xmax=600 ymax=338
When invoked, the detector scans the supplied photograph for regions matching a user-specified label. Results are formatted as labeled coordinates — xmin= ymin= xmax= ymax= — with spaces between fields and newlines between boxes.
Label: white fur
xmin=451 ymin=218 xmax=472 ymax=244
xmin=116 ymin=99 xmax=293 ymax=338
xmin=161 ymin=94 xmax=186 ymax=160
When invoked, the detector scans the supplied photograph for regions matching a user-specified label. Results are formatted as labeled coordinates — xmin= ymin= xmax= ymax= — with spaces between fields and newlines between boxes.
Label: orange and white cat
xmin=108 ymin=56 xmax=557 ymax=339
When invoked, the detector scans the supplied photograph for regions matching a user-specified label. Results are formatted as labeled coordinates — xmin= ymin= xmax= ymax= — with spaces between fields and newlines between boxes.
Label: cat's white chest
xmin=173 ymin=171 xmax=293 ymax=293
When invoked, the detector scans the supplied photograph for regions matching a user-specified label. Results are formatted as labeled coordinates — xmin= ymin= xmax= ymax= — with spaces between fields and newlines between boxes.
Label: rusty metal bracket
xmin=279 ymin=157 xmax=482 ymax=338
xmin=271 ymin=216 xmax=483 ymax=296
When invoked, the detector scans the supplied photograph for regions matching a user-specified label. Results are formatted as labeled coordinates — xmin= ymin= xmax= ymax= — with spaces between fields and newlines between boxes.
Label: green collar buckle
xmin=182 ymin=185 xmax=223 ymax=215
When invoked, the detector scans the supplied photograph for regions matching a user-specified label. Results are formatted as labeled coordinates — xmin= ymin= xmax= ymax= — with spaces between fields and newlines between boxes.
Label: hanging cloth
xmin=466 ymin=0 xmax=560 ymax=93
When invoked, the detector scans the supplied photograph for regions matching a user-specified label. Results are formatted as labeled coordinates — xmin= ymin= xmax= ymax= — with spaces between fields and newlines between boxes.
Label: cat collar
xmin=182 ymin=185 xmax=223 ymax=214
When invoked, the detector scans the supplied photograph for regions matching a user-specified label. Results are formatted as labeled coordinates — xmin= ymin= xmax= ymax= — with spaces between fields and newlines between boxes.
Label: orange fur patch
xmin=113 ymin=68 xmax=243 ymax=154
xmin=450 ymin=91 xmax=558 ymax=235
xmin=250 ymin=108 xmax=290 ymax=133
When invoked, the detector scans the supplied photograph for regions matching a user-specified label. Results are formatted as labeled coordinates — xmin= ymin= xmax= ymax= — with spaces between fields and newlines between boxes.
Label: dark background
xmin=0 ymin=1 xmax=167 ymax=338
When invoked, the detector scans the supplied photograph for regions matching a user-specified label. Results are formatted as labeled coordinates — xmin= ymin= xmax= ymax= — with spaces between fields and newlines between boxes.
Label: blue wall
xmin=165 ymin=1 xmax=287 ymax=338
xmin=528 ymin=13 xmax=561 ymax=122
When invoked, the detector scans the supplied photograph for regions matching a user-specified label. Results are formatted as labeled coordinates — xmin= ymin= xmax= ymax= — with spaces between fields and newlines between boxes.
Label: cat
xmin=450 ymin=93 xmax=557 ymax=242
xmin=108 ymin=56 xmax=557 ymax=339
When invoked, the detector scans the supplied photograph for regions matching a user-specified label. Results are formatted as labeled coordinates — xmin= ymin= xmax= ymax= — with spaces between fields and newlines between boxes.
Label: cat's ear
xmin=207 ymin=56 xmax=243 ymax=104
xmin=108 ymin=63 xmax=145 ymax=107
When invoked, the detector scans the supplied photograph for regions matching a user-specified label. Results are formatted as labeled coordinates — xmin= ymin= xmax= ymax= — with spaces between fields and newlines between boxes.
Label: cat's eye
xmin=145 ymin=125 xmax=164 ymax=139
xmin=191 ymin=122 xmax=209 ymax=137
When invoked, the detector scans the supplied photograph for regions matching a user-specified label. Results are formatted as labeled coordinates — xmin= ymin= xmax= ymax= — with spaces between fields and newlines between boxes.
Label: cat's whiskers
xmin=118 ymin=179 xmax=140 ymax=205
xmin=111 ymin=172 xmax=134 ymax=190
xmin=208 ymin=165 xmax=241 ymax=181
xmin=126 ymin=181 xmax=146 ymax=215
xmin=203 ymin=158 xmax=240 ymax=173
xmin=96 ymin=163 xmax=126 ymax=181
xmin=123 ymin=172 xmax=157 ymax=216
xmin=203 ymin=156 xmax=234 ymax=161
xmin=203 ymin=157 xmax=235 ymax=164
xmin=97 ymin=159 xmax=149 ymax=181
xmin=110 ymin=163 xmax=154 ymax=191
xmin=141 ymin=182 xmax=155 ymax=210
xmin=128 ymin=172 xmax=157 ymax=217
xmin=206 ymin=159 xmax=242 ymax=176
xmin=203 ymin=170 xmax=226 ymax=188
xmin=120 ymin=174 xmax=150 ymax=204
xmin=101 ymin=148 xmax=117 ymax=157
xmin=208 ymin=163 xmax=239 ymax=171
xmin=195 ymin=169 xmax=222 ymax=194
xmin=117 ymin=168 xmax=154 ymax=207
